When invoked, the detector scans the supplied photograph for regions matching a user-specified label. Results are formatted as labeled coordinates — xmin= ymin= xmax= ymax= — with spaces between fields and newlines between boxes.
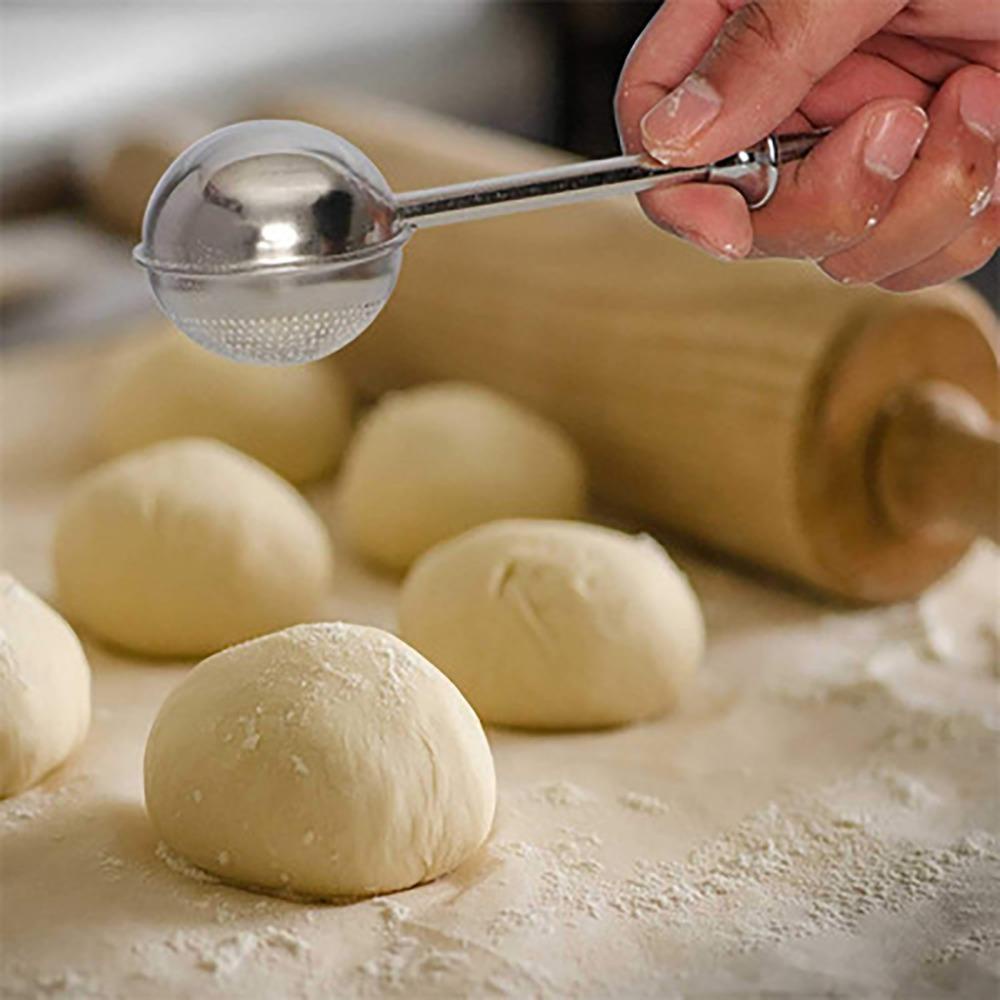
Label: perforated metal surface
xmin=166 ymin=303 xmax=386 ymax=365
xmin=147 ymin=241 xmax=402 ymax=365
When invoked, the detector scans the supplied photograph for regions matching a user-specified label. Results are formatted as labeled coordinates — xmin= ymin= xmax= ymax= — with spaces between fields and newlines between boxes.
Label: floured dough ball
xmin=400 ymin=520 xmax=704 ymax=730
xmin=0 ymin=575 xmax=91 ymax=797
xmin=339 ymin=383 xmax=586 ymax=571
xmin=144 ymin=622 xmax=496 ymax=898
xmin=54 ymin=439 xmax=333 ymax=657
xmin=95 ymin=327 xmax=352 ymax=483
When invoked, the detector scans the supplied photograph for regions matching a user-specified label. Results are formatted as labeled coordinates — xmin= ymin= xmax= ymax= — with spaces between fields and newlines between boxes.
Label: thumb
xmin=640 ymin=0 xmax=906 ymax=166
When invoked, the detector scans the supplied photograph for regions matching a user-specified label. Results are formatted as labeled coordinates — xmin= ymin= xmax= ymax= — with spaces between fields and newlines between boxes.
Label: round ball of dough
xmin=144 ymin=622 xmax=496 ymax=899
xmin=95 ymin=327 xmax=352 ymax=483
xmin=339 ymin=383 xmax=586 ymax=571
xmin=399 ymin=520 xmax=704 ymax=730
xmin=54 ymin=439 xmax=334 ymax=657
xmin=0 ymin=575 xmax=91 ymax=797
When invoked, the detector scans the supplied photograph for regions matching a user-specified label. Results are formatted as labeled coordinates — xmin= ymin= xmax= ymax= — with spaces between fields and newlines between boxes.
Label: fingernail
xmin=640 ymin=75 xmax=722 ymax=162
xmin=863 ymin=105 xmax=928 ymax=180
xmin=959 ymin=72 xmax=1000 ymax=142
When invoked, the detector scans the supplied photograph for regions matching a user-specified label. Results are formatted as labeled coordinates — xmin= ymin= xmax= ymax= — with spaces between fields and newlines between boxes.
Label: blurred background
xmin=1 ymin=0 xmax=996 ymax=351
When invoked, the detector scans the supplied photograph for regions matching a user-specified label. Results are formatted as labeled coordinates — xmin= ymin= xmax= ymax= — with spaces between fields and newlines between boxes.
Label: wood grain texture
xmin=876 ymin=382 xmax=999 ymax=546
xmin=262 ymin=93 xmax=999 ymax=600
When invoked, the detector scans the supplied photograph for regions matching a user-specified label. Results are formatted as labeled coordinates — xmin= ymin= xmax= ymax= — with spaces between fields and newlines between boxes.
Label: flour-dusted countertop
xmin=2 ymin=337 xmax=998 ymax=999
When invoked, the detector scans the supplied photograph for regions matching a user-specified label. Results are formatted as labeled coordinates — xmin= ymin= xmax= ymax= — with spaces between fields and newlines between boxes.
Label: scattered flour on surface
xmin=98 ymin=853 xmax=126 ymax=880
xmin=871 ymin=767 xmax=941 ymax=809
xmin=259 ymin=926 xmax=310 ymax=958
xmin=193 ymin=932 xmax=258 ymax=975
xmin=529 ymin=781 xmax=596 ymax=807
xmin=926 ymin=925 xmax=1000 ymax=965
xmin=160 ymin=925 xmax=311 ymax=978
xmin=362 ymin=895 xmax=547 ymax=996
xmin=489 ymin=828 xmax=608 ymax=938
xmin=619 ymin=791 xmax=669 ymax=815
xmin=362 ymin=899 xmax=473 ymax=992
xmin=606 ymin=796 xmax=1000 ymax=957
xmin=0 ymin=777 xmax=89 ymax=827
xmin=34 ymin=969 xmax=96 ymax=996
xmin=155 ymin=841 xmax=219 ymax=885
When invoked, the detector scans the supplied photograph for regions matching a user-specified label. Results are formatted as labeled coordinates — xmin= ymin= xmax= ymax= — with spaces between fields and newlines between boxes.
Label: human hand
xmin=615 ymin=0 xmax=999 ymax=290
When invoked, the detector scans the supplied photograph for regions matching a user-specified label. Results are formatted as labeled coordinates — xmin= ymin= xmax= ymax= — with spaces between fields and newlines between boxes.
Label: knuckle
xmin=718 ymin=0 xmax=817 ymax=86
xmin=734 ymin=2 xmax=783 ymax=51
xmin=938 ymin=155 xmax=996 ymax=214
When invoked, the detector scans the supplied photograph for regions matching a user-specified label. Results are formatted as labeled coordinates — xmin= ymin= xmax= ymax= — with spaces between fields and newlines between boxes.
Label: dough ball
xmin=95 ymin=327 xmax=352 ymax=483
xmin=144 ymin=622 xmax=496 ymax=899
xmin=54 ymin=439 xmax=333 ymax=657
xmin=0 ymin=575 xmax=91 ymax=797
xmin=339 ymin=383 xmax=586 ymax=571
xmin=399 ymin=520 xmax=704 ymax=730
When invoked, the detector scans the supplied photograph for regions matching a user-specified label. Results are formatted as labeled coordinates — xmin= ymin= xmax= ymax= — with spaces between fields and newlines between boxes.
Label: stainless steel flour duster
xmin=134 ymin=119 xmax=824 ymax=365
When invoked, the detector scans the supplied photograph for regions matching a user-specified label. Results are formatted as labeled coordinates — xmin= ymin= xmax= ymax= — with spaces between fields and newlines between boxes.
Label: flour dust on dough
xmin=400 ymin=520 xmax=704 ymax=729
xmin=95 ymin=326 xmax=353 ymax=484
xmin=0 ymin=574 xmax=91 ymax=797
xmin=144 ymin=622 xmax=496 ymax=899
xmin=339 ymin=382 xmax=586 ymax=571
xmin=54 ymin=438 xmax=334 ymax=658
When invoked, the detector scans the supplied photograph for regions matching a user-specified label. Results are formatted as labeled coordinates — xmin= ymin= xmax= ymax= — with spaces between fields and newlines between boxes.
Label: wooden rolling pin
xmin=254 ymin=93 xmax=999 ymax=603
xmin=225 ymin=95 xmax=987 ymax=601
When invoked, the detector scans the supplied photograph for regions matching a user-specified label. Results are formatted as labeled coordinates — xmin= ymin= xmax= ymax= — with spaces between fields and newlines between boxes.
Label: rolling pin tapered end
xmin=875 ymin=382 xmax=999 ymax=546
xmin=798 ymin=293 xmax=998 ymax=603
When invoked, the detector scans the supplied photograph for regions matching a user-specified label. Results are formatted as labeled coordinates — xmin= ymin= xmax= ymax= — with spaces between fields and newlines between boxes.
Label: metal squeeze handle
xmin=396 ymin=131 xmax=826 ymax=229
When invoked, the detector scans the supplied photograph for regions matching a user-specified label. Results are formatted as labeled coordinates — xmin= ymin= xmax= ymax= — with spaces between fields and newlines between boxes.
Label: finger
xmin=858 ymin=33 xmax=970 ymax=83
xmin=634 ymin=108 xmax=812 ymax=259
xmin=797 ymin=51 xmax=933 ymax=124
xmin=876 ymin=196 xmax=1000 ymax=292
xmin=615 ymin=0 xmax=730 ymax=153
xmin=639 ymin=0 xmax=906 ymax=166
xmin=752 ymin=99 xmax=928 ymax=259
xmin=887 ymin=4 xmax=1000 ymax=44
xmin=637 ymin=183 xmax=754 ymax=261
xmin=912 ymin=37 xmax=1000 ymax=70
xmin=821 ymin=65 xmax=1000 ymax=285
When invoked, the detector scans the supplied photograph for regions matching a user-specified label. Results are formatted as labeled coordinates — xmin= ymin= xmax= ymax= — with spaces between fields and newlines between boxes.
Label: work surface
xmin=2 ymin=337 xmax=999 ymax=999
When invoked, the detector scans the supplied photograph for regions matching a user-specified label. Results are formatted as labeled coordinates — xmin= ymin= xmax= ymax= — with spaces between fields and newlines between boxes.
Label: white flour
xmin=530 ymin=781 xmax=596 ymax=807
xmin=619 ymin=791 xmax=669 ymax=815
xmin=1 ymin=339 xmax=997 ymax=1000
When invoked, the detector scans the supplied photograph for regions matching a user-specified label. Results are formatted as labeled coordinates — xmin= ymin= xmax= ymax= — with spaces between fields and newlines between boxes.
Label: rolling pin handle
xmin=875 ymin=383 xmax=1000 ymax=545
